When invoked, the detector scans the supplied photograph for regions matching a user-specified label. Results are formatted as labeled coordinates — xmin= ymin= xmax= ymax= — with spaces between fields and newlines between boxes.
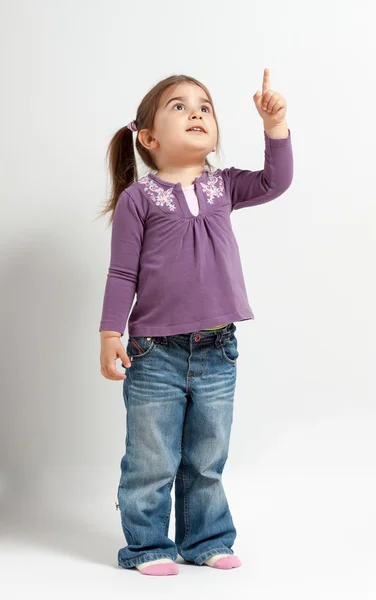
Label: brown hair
xmin=96 ymin=74 xmax=221 ymax=227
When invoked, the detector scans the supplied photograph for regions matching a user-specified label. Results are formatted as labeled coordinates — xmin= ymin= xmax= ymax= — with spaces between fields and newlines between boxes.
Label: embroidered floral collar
xmin=138 ymin=169 xmax=224 ymax=213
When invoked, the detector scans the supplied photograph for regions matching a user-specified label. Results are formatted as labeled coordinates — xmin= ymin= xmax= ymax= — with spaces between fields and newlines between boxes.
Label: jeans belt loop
xmin=215 ymin=329 xmax=222 ymax=349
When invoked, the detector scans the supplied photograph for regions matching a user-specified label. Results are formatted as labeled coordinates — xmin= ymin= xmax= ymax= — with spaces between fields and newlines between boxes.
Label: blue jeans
xmin=117 ymin=322 xmax=239 ymax=568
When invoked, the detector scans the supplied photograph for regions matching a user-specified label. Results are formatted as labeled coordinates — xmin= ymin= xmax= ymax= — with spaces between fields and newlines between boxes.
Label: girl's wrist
xmin=100 ymin=330 xmax=122 ymax=339
xmin=264 ymin=120 xmax=289 ymax=139
xmin=264 ymin=121 xmax=289 ymax=139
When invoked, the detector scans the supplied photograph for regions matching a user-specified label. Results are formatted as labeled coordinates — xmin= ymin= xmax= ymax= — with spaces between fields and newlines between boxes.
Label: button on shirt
xmin=99 ymin=129 xmax=294 ymax=337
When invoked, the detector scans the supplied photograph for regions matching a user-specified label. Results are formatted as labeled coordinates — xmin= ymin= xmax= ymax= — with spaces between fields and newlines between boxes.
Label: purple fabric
xmin=99 ymin=129 xmax=293 ymax=336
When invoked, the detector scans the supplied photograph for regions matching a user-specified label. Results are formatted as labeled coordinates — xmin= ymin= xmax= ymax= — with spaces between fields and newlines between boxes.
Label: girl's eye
xmin=173 ymin=103 xmax=210 ymax=113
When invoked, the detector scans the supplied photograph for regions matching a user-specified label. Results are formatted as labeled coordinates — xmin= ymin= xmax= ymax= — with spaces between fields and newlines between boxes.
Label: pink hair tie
xmin=126 ymin=120 xmax=138 ymax=132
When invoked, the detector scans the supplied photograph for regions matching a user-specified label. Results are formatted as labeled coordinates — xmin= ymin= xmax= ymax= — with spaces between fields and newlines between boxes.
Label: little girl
xmin=99 ymin=68 xmax=293 ymax=576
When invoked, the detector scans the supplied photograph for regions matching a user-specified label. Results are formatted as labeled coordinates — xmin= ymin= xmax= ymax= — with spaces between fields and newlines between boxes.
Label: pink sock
xmin=136 ymin=558 xmax=179 ymax=576
xmin=204 ymin=554 xmax=242 ymax=569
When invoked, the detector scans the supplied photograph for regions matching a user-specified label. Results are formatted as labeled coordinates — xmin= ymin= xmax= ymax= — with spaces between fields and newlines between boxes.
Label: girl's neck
xmin=155 ymin=166 xmax=205 ymax=187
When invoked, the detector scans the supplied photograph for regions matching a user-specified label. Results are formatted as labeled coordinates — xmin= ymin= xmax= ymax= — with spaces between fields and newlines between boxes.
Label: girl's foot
xmin=135 ymin=558 xmax=179 ymax=575
xmin=203 ymin=553 xmax=242 ymax=569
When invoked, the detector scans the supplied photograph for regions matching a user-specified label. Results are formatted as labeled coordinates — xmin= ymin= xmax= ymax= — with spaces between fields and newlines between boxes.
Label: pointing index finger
xmin=262 ymin=68 xmax=270 ymax=94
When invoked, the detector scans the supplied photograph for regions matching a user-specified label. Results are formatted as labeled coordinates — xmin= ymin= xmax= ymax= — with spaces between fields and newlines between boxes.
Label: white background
xmin=1 ymin=0 xmax=375 ymax=597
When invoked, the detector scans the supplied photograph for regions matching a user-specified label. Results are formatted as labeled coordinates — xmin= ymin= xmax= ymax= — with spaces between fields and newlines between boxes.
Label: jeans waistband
xmin=153 ymin=322 xmax=236 ymax=345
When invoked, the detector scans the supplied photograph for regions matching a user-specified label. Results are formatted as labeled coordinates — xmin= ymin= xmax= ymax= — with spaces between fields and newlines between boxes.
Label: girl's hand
xmin=100 ymin=336 xmax=131 ymax=381
xmin=253 ymin=68 xmax=287 ymax=128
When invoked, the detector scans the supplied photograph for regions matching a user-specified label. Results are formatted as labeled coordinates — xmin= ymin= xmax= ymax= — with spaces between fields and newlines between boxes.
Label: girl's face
xmin=146 ymin=83 xmax=218 ymax=165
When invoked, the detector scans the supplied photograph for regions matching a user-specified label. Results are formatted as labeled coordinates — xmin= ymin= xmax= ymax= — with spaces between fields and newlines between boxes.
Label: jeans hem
xmin=118 ymin=552 xmax=177 ymax=568
xmin=187 ymin=547 xmax=234 ymax=565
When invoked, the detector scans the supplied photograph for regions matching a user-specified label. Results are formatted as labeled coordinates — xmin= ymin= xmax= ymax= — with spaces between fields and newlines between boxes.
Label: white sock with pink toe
xmin=203 ymin=553 xmax=242 ymax=568
xmin=135 ymin=558 xmax=179 ymax=575
xmin=135 ymin=553 xmax=242 ymax=574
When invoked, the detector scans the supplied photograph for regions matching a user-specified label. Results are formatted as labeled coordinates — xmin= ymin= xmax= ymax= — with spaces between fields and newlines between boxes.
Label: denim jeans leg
xmin=174 ymin=326 xmax=238 ymax=565
xmin=117 ymin=338 xmax=187 ymax=569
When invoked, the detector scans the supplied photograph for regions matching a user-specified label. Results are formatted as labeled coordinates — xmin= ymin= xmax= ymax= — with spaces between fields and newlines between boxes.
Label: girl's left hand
xmin=253 ymin=68 xmax=287 ymax=127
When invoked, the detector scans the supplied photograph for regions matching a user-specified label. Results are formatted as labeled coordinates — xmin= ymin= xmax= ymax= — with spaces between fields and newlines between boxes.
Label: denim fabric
xmin=117 ymin=322 xmax=239 ymax=568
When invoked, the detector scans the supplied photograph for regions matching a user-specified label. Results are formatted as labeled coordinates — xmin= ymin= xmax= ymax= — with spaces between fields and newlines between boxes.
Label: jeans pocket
xmin=220 ymin=334 xmax=239 ymax=365
xmin=127 ymin=336 xmax=156 ymax=362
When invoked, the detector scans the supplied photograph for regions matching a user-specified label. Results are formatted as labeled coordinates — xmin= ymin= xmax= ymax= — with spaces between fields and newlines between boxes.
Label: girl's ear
xmin=138 ymin=129 xmax=158 ymax=151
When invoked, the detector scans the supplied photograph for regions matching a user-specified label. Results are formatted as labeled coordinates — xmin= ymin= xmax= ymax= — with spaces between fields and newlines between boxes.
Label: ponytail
xmin=95 ymin=124 xmax=138 ymax=227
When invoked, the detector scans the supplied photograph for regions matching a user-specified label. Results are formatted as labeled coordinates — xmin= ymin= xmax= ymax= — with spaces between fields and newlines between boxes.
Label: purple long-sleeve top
xmin=99 ymin=129 xmax=293 ymax=337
